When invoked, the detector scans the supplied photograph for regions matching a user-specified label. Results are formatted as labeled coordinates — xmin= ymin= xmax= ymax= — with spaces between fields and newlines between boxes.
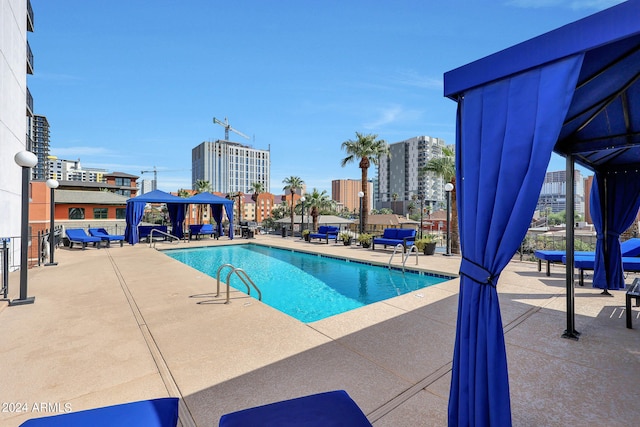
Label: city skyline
xmin=28 ymin=1 xmax=612 ymax=194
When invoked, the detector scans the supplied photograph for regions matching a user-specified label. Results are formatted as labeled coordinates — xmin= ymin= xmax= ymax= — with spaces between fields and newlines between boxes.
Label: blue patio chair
xmin=89 ymin=228 xmax=125 ymax=247
xmin=20 ymin=397 xmax=179 ymax=426
xmin=65 ymin=228 xmax=102 ymax=250
xmin=219 ymin=390 xmax=372 ymax=427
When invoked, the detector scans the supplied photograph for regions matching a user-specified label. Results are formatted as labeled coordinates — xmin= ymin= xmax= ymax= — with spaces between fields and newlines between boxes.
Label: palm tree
xmin=250 ymin=182 xmax=264 ymax=202
xmin=340 ymin=132 xmax=389 ymax=230
xmin=306 ymin=188 xmax=332 ymax=231
xmin=391 ymin=192 xmax=399 ymax=215
xmin=194 ymin=180 xmax=212 ymax=223
xmin=421 ymin=146 xmax=459 ymax=254
xmin=177 ymin=189 xmax=190 ymax=198
xmin=282 ymin=176 xmax=304 ymax=237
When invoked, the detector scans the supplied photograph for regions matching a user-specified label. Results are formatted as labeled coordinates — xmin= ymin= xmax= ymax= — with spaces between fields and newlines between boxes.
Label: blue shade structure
xmin=443 ymin=1 xmax=640 ymax=425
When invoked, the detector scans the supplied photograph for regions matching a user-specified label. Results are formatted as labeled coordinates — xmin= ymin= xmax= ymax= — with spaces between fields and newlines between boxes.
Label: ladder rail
xmin=216 ymin=263 xmax=262 ymax=304
xmin=148 ymin=229 xmax=182 ymax=248
xmin=388 ymin=243 xmax=406 ymax=268
xmin=402 ymin=244 xmax=419 ymax=270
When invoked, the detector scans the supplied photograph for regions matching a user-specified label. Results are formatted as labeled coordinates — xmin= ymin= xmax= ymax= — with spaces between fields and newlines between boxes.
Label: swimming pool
xmin=164 ymin=244 xmax=452 ymax=323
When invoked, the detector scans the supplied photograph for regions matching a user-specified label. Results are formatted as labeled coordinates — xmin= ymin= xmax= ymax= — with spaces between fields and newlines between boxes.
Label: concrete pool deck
xmin=1 ymin=234 xmax=639 ymax=426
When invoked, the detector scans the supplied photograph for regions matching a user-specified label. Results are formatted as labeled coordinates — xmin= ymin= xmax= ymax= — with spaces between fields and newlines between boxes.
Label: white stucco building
xmin=0 ymin=0 xmax=34 ymax=250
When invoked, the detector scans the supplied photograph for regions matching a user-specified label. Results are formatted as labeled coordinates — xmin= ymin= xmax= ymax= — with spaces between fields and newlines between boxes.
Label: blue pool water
xmin=164 ymin=244 xmax=451 ymax=323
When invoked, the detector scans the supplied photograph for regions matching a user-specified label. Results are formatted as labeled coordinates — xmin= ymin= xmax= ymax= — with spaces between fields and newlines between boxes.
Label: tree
xmin=250 ymin=182 xmax=264 ymax=202
xmin=282 ymin=176 xmax=304 ymax=237
xmin=421 ymin=146 xmax=459 ymax=254
xmin=177 ymin=189 xmax=190 ymax=198
xmin=306 ymin=188 xmax=332 ymax=231
xmin=194 ymin=180 xmax=212 ymax=223
xmin=340 ymin=132 xmax=389 ymax=230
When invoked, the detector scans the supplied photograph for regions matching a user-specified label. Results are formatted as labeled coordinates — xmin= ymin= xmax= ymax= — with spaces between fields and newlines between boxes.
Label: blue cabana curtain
xmin=125 ymin=201 xmax=146 ymax=245
xmin=590 ymin=171 xmax=640 ymax=290
xmin=210 ymin=204 xmax=234 ymax=239
xmin=167 ymin=203 xmax=186 ymax=239
xmin=449 ymin=54 xmax=584 ymax=426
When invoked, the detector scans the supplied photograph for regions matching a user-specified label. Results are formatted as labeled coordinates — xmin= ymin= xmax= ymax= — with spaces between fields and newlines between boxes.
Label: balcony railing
xmin=27 ymin=42 xmax=33 ymax=74
xmin=27 ymin=0 xmax=34 ymax=32
xmin=26 ymin=87 xmax=33 ymax=116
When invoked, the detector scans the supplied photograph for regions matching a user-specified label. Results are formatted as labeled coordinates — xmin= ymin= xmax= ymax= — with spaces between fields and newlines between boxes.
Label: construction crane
xmin=213 ymin=117 xmax=250 ymax=141
xmin=140 ymin=166 xmax=157 ymax=191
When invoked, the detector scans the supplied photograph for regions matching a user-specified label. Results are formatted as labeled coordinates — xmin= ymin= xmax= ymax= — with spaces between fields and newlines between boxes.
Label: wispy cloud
xmin=506 ymin=0 xmax=624 ymax=10
xmin=392 ymin=70 xmax=442 ymax=90
xmin=363 ymin=105 xmax=423 ymax=129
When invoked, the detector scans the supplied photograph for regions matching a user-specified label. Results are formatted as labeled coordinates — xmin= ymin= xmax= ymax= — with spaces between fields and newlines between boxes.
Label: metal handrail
xmin=215 ymin=263 xmax=262 ymax=304
xmin=148 ymin=229 xmax=181 ymax=248
xmin=402 ymin=244 xmax=419 ymax=270
xmin=388 ymin=243 xmax=406 ymax=269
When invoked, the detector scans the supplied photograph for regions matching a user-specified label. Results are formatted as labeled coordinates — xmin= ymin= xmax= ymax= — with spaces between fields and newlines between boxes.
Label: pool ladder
xmin=215 ymin=263 xmax=262 ymax=304
xmin=388 ymin=243 xmax=419 ymax=272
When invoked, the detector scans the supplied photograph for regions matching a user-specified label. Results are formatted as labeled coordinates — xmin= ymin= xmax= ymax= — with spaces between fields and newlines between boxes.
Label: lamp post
xmin=419 ymin=194 xmax=424 ymax=240
xmin=11 ymin=151 xmax=38 ymax=306
xmin=444 ymin=182 xmax=454 ymax=256
xmin=45 ymin=179 xmax=59 ymax=267
xmin=300 ymin=196 xmax=306 ymax=239
xmin=358 ymin=191 xmax=364 ymax=235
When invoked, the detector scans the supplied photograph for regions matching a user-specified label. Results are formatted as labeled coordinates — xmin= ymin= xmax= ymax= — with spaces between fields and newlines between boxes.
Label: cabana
xmin=443 ymin=1 xmax=640 ymax=425
xmin=124 ymin=190 xmax=234 ymax=244
xmin=186 ymin=191 xmax=236 ymax=238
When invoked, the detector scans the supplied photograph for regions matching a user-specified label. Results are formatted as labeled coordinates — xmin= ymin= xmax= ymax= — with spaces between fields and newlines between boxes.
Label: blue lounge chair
xmin=189 ymin=224 xmax=217 ymax=240
xmin=65 ymin=228 xmax=102 ymax=250
xmin=219 ymin=390 xmax=372 ymax=427
xmin=534 ymin=238 xmax=640 ymax=276
xmin=20 ymin=397 xmax=179 ymax=426
xmin=89 ymin=228 xmax=125 ymax=247
xmin=562 ymin=254 xmax=640 ymax=286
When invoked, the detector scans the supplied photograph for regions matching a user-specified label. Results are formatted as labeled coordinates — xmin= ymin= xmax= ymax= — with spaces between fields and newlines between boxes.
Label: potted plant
xmin=339 ymin=231 xmax=352 ymax=246
xmin=415 ymin=234 xmax=438 ymax=255
xmin=358 ymin=233 xmax=373 ymax=248
xmin=302 ymin=229 xmax=311 ymax=241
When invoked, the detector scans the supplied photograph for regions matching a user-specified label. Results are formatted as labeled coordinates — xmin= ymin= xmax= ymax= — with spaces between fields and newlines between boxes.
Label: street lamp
xmin=11 ymin=150 xmax=38 ymax=306
xmin=444 ymin=182 xmax=454 ymax=256
xmin=300 ymin=196 xmax=306 ymax=239
xmin=358 ymin=191 xmax=364 ymax=235
xmin=45 ymin=179 xmax=59 ymax=267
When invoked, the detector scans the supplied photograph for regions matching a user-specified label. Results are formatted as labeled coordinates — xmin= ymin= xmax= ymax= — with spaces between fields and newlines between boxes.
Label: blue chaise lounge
xmin=372 ymin=228 xmax=416 ymax=252
xmin=562 ymin=254 xmax=640 ymax=286
xmin=138 ymin=225 xmax=168 ymax=243
xmin=189 ymin=224 xmax=218 ymax=240
xmin=65 ymin=228 xmax=102 ymax=250
xmin=308 ymin=226 xmax=339 ymax=243
xmin=89 ymin=228 xmax=125 ymax=247
xmin=535 ymin=237 xmax=640 ymax=276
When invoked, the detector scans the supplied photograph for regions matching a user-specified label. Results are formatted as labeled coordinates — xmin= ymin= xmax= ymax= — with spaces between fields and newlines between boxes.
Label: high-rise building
xmin=32 ymin=115 xmax=50 ymax=180
xmin=0 ymin=0 xmax=34 ymax=245
xmin=192 ymin=140 xmax=270 ymax=195
xmin=537 ymin=170 xmax=585 ymax=216
xmin=331 ymin=179 xmax=373 ymax=213
xmin=377 ymin=136 xmax=448 ymax=215
xmin=47 ymin=158 xmax=108 ymax=182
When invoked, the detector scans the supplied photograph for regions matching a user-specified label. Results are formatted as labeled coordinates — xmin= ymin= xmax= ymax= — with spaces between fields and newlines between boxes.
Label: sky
xmin=28 ymin=0 xmax=624 ymax=194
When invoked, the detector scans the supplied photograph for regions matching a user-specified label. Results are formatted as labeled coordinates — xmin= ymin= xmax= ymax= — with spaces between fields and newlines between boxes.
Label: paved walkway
xmin=1 ymin=235 xmax=638 ymax=426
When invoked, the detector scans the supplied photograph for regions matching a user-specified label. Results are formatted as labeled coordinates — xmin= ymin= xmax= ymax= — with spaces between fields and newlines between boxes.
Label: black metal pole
xmin=45 ymin=186 xmax=57 ymax=266
xmin=562 ymin=154 xmax=579 ymax=340
xmin=10 ymin=165 xmax=35 ymax=306
xmin=420 ymin=197 xmax=424 ymax=240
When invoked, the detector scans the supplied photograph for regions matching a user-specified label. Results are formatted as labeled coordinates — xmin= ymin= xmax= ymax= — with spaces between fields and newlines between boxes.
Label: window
xmin=116 ymin=208 xmax=126 ymax=219
xmin=93 ymin=208 xmax=108 ymax=219
xmin=115 ymin=177 xmax=131 ymax=186
xmin=69 ymin=208 xmax=85 ymax=220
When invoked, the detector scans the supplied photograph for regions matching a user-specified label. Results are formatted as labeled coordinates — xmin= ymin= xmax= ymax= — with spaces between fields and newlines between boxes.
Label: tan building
xmin=332 ymin=179 xmax=373 ymax=214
